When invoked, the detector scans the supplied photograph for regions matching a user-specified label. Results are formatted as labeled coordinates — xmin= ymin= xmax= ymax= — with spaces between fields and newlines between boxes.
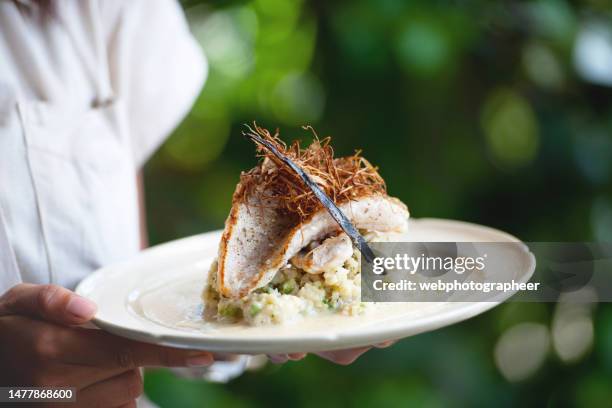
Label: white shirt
xmin=0 ymin=0 xmax=207 ymax=294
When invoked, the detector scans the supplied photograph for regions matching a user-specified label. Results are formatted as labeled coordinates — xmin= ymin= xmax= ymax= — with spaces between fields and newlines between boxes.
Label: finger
xmin=267 ymin=354 xmax=289 ymax=364
xmin=374 ymin=340 xmax=396 ymax=349
xmin=117 ymin=402 xmax=137 ymax=408
xmin=54 ymin=328 xmax=214 ymax=369
xmin=0 ymin=283 xmax=96 ymax=325
xmin=212 ymin=353 xmax=242 ymax=362
xmin=77 ymin=369 xmax=142 ymax=408
xmin=315 ymin=346 xmax=371 ymax=365
xmin=288 ymin=353 xmax=307 ymax=361
xmin=0 ymin=318 xmax=133 ymax=389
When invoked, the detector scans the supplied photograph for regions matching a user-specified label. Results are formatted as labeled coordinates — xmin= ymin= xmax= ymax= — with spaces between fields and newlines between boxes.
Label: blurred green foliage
xmin=144 ymin=0 xmax=612 ymax=406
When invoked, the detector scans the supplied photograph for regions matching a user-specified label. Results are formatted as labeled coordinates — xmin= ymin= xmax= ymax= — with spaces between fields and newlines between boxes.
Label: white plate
xmin=76 ymin=218 xmax=535 ymax=354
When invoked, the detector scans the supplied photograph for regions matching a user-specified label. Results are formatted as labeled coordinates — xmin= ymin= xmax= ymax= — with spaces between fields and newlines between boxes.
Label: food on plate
xmin=202 ymin=124 xmax=409 ymax=325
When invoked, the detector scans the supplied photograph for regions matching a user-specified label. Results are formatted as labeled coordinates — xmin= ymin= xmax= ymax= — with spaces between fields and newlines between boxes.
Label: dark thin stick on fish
xmin=243 ymin=125 xmax=377 ymax=264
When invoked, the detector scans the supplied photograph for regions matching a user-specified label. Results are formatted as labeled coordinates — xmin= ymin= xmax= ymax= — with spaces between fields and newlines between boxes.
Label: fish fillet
xmin=218 ymin=192 xmax=409 ymax=298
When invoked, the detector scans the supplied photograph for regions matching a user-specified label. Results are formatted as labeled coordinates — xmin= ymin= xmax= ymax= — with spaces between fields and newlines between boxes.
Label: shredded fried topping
xmin=238 ymin=123 xmax=387 ymax=219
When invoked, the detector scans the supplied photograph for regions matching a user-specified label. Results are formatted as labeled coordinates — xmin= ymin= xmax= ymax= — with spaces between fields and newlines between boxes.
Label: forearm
xmin=137 ymin=171 xmax=148 ymax=250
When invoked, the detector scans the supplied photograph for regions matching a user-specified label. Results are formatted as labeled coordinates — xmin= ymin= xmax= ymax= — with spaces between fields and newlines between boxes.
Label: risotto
xmin=202 ymin=232 xmax=399 ymax=326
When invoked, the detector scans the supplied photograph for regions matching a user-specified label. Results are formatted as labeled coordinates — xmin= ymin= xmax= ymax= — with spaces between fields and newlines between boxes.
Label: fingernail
xmin=288 ymin=353 xmax=306 ymax=361
xmin=375 ymin=341 xmax=395 ymax=349
xmin=66 ymin=296 xmax=97 ymax=319
xmin=186 ymin=354 xmax=213 ymax=367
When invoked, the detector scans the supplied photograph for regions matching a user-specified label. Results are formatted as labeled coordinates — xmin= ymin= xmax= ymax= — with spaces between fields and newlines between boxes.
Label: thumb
xmin=0 ymin=283 xmax=97 ymax=325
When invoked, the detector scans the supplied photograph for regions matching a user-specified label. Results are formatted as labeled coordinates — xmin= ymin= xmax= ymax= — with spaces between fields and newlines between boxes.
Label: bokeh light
xmin=270 ymin=71 xmax=325 ymax=124
xmin=481 ymin=88 xmax=539 ymax=169
xmin=574 ymin=21 xmax=612 ymax=87
xmin=192 ymin=7 xmax=257 ymax=80
xmin=591 ymin=198 xmax=612 ymax=242
xmin=396 ymin=20 xmax=451 ymax=77
xmin=522 ymin=42 xmax=565 ymax=90
xmin=494 ymin=323 xmax=550 ymax=382
xmin=552 ymin=288 xmax=597 ymax=364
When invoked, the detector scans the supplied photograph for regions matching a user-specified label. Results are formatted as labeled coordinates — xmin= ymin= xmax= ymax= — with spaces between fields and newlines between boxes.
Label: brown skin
xmin=0 ymin=283 xmax=214 ymax=407
xmin=137 ymin=171 xmax=148 ymax=250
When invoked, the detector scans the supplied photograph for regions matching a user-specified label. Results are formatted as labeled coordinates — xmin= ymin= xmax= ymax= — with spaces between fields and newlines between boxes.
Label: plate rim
xmin=76 ymin=218 xmax=536 ymax=353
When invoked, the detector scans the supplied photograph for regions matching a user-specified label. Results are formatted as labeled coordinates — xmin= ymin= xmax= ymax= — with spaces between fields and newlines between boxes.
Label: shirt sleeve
xmin=106 ymin=0 xmax=207 ymax=167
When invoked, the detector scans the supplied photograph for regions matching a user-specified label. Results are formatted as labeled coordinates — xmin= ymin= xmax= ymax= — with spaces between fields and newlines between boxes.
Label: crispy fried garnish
xmin=238 ymin=123 xmax=387 ymax=219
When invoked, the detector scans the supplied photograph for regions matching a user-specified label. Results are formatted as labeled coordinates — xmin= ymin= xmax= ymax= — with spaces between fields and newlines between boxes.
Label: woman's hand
xmin=0 ymin=284 xmax=214 ymax=407
xmin=315 ymin=340 xmax=396 ymax=364
xmin=268 ymin=340 xmax=397 ymax=365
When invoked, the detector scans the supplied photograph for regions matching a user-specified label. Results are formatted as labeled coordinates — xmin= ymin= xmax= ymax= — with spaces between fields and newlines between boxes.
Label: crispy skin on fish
xmin=216 ymin=125 xmax=409 ymax=299
xmin=218 ymin=192 xmax=408 ymax=298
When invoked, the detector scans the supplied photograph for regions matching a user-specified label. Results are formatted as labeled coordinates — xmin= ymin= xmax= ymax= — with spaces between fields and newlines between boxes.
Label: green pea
xmin=249 ymin=303 xmax=262 ymax=317
xmin=281 ymin=280 xmax=296 ymax=294
xmin=219 ymin=304 xmax=242 ymax=318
